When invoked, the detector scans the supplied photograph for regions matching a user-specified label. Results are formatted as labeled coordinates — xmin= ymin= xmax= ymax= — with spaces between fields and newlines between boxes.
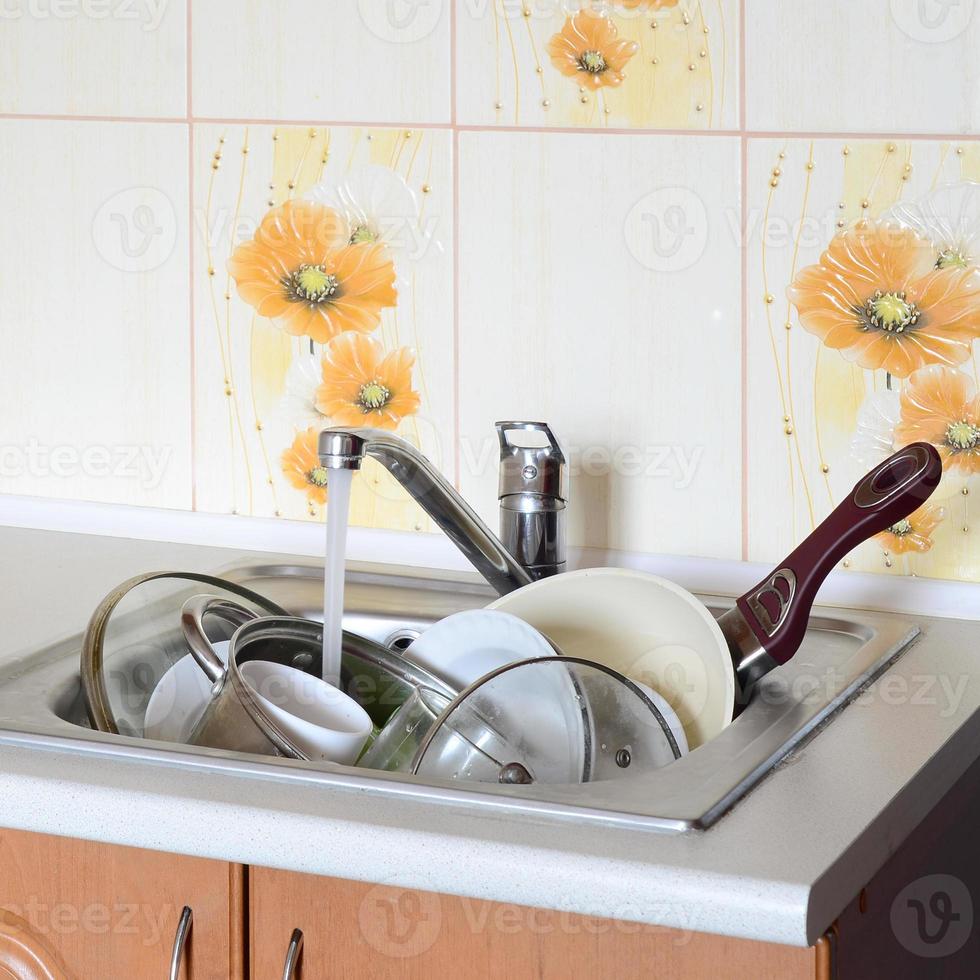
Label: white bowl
xmin=488 ymin=567 xmax=735 ymax=749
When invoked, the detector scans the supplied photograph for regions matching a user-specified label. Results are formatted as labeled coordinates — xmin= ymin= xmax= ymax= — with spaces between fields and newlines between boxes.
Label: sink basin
xmin=0 ymin=560 xmax=920 ymax=832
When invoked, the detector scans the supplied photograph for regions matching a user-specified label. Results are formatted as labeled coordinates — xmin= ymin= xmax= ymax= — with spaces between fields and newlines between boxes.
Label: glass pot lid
xmin=411 ymin=656 xmax=681 ymax=786
xmin=81 ymin=572 xmax=290 ymax=737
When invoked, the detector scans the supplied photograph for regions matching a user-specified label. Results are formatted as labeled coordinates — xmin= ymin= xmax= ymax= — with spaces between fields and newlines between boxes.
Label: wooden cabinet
xmin=3 ymin=752 xmax=980 ymax=980
xmin=248 ymin=869 xmax=828 ymax=980
xmin=0 ymin=829 xmax=244 ymax=980
xmin=0 ymin=828 xmax=828 ymax=980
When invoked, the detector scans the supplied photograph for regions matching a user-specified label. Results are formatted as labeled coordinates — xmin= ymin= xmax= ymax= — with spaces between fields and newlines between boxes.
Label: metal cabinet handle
xmin=169 ymin=906 xmax=192 ymax=980
xmin=282 ymin=928 xmax=304 ymax=980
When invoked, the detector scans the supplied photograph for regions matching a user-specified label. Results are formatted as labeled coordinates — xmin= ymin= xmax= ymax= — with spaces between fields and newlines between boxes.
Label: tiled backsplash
xmin=1 ymin=1 xmax=979 ymax=583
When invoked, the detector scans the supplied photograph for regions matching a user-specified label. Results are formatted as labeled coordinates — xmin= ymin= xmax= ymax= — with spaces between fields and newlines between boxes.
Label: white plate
xmin=634 ymin=682 xmax=689 ymax=756
xmin=407 ymin=609 xmax=557 ymax=689
xmin=408 ymin=610 xmax=588 ymax=781
xmin=143 ymin=640 xmax=230 ymax=744
xmin=488 ymin=567 xmax=735 ymax=750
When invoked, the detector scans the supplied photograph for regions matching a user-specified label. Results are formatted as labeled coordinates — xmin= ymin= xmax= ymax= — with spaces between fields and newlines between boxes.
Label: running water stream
xmin=322 ymin=468 xmax=353 ymax=688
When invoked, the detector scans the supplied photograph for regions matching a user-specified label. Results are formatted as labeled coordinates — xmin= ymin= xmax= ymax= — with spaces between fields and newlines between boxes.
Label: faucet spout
xmin=318 ymin=428 xmax=532 ymax=596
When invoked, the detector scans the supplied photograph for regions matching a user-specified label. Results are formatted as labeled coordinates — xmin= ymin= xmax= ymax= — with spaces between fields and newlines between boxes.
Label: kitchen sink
xmin=0 ymin=560 xmax=920 ymax=833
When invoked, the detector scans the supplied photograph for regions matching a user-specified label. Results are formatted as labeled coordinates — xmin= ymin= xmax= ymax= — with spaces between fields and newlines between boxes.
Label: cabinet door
xmin=249 ymin=868 xmax=823 ymax=980
xmin=0 ymin=828 xmax=244 ymax=980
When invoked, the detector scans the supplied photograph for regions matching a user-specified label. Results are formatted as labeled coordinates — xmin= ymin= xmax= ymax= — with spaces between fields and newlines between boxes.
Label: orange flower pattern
xmin=546 ymin=10 xmax=639 ymax=91
xmin=788 ymin=222 xmax=980 ymax=378
xmin=228 ymin=199 xmax=397 ymax=344
xmin=895 ymin=365 xmax=980 ymax=474
xmin=874 ymin=503 xmax=945 ymax=555
xmin=316 ymin=332 xmax=421 ymax=432
xmin=281 ymin=426 xmax=330 ymax=505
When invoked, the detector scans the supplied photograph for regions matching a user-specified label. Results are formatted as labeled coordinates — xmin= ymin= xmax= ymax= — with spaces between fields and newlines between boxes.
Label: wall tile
xmin=745 ymin=137 xmax=980 ymax=581
xmin=191 ymin=124 xmax=454 ymax=529
xmin=0 ymin=120 xmax=192 ymax=508
xmin=745 ymin=0 xmax=980 ymax=134
xmin=456 ymin=0 xmax=739 ymax=130
xmin=0 ymin=0 xmax=186 ymax=117
xmin=457 ymin=130 xmax=742 ymax=559
xmin=192 ymin=1 xmax=451 ymax=124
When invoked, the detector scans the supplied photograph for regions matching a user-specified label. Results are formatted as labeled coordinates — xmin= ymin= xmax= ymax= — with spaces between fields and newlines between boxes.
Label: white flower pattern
xmin=279 ymin=354 xmax=328 ymax=428
xmin=306 ymin=166 xmax=437 ymax=270
xmin=850 ymin=390 xmax=901 ymax=470
xmin=885 ymin=182 xmax=980 ymax=272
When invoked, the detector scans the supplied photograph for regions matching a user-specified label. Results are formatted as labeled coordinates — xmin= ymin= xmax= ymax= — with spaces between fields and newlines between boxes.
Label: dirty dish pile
xmin=82 ymin=444 xmax=941 ymax=788
xmin=490 ymin=444 xmax=942 ymax=750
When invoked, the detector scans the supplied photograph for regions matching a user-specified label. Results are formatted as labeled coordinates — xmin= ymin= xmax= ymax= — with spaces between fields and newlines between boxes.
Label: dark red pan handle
xmin=735 ymin=442 xmax=942 ymax=667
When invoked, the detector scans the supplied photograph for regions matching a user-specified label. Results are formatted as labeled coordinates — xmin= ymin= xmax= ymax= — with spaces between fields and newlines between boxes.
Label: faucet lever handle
xmin=495 ymin=421 xmax=567 ymax=501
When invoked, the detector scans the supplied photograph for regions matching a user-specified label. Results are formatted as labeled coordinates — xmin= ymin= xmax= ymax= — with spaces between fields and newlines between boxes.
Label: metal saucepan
xmin=181 ymin=603 xmax=371 ymax=763
xmin=181 ymin=607 xmax=458 ymax=761
xmin=490 ymin=443 xmax=943 ymax=749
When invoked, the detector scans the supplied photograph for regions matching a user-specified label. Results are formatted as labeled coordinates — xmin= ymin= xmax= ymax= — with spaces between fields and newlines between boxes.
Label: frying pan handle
xmin=735 ymin=443 xmax=942 ymax=666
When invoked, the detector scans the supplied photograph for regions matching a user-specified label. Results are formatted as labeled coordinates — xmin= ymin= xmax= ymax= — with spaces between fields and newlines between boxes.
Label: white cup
xmin=239 ymin=660 xmax=373 ymax=765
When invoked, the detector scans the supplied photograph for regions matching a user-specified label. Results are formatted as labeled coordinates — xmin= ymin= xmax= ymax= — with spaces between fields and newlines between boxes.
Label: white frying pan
xmin=490 ymin=443 xmax=942 ymax=749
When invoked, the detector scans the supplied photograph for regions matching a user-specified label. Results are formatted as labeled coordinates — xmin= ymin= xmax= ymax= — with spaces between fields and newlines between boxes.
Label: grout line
xmin=452 ymin=130 xmax=461 ymax=493
xmin=188 ymin=122 xmax=198 ymax=512
xmin=450 ymin=0 xmax=461 ymax=491
xmin=449 ymin=0 xmax=457 ymax=128
xmin=186 ymin=0 xmax=193 ymax=119
xmin=738 ymin=0 xmax=746 ymax=133
xmin=739 ymin=0 xmax=749 ymax=562
xmin=2 ymin=110 xmax=979 ymax=144
xmin=186 ymin=0 xmax=197 ymax=511
xmin=0 ymin=113 xmax=189 ymax=124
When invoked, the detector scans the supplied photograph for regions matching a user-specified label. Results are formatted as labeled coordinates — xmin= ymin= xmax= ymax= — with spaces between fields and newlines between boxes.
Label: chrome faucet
xmin=318 ymin=428 xmax=534 ymax=596
xmin=495 ymin=422 xmax=567 ymax=580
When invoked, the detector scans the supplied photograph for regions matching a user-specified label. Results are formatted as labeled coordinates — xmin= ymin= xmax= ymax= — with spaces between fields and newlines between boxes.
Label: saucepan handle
xmin=181 ymin=595 xmax=259 ymax=685
xmin=735 ymin=442 xmax=942 ymax=666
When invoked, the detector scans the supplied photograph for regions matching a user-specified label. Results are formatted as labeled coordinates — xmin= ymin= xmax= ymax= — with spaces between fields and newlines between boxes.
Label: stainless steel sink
xmin=0 ymin=560 xmax=920 ymax=832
